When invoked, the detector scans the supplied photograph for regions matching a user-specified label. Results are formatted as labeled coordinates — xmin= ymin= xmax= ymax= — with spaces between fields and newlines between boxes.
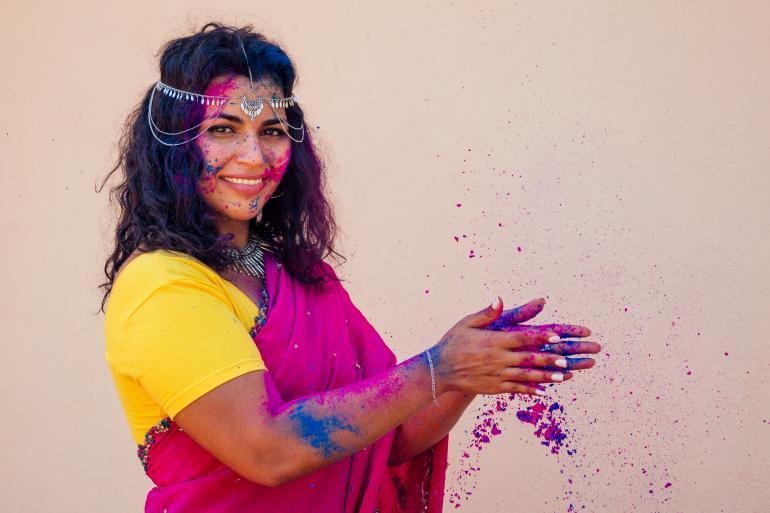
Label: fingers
xmin=463 ymin=297 xmax=504 ymax=329
xmin=501 ymin=367 xmax=569 ymax=383
xmin=536 ymin=340 xmax=602 ymax=355
xmin=531 ymin=358 xmax=595 ymax=372
xmin=562 ymin=357 xmax=595 ymax=371
xmin=486 ymin=298 xmax=545 ymax=330
xmin=536 ymin=323 xmax=591 ymax=338
xmin=504 ymin=351 xmax=595 ymax=373
xmin=506 ymin=351 xmax=569 ymax=369
xmin=509 ymin=341 xmax=599 ymax=372
xmin=487 ymin=329 xmax=560 ymax=350
xmin=498 ymin=381 xmax=546 ymax=397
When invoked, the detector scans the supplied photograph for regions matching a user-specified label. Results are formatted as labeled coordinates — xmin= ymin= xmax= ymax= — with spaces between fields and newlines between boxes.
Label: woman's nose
xmin=235 ymin=134 xmax=266 ymax=167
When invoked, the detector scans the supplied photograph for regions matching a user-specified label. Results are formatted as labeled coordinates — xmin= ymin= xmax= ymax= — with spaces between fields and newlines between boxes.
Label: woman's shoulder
xmin=106 ymin=250 xmax=224 ymax=318
xmin=117 ymin=249 xmax=219 ymax=283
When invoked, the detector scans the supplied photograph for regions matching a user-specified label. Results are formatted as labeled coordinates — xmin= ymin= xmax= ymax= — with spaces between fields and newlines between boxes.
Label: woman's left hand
xmin=485 ymin=298 xmax=602 ymax=381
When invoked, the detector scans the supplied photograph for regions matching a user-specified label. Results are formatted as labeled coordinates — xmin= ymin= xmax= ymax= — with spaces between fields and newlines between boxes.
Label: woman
xmin=102 ymin=23 xmax=601 ymax=512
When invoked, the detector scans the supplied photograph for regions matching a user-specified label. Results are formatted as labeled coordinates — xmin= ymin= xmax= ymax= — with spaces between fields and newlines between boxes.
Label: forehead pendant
xmin=240 ymin=95 xmax=264 ymax=121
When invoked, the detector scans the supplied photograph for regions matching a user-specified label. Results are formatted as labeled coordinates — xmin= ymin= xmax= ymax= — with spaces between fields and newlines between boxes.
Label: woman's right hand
xmin=429 ymin=297 xmax=598 ymax=397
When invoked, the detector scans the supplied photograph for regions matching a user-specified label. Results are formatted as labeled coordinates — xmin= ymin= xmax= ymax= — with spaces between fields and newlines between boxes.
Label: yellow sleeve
xmin=109 ymin=261 xmax=266 ymax=420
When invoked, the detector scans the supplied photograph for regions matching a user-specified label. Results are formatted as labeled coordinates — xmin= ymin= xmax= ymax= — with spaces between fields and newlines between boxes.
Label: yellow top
xmin=104 ymin=251 xmax=267 ymax=445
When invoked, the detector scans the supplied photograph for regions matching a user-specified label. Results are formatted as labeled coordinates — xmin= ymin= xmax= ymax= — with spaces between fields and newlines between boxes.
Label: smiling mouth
xmin=221 ymin=177 xmax=264 ymax=185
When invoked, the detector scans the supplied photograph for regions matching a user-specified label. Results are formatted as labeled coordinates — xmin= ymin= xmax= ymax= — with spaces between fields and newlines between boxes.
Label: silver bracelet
xmin=424 ymin=349 xmax=439 ymax=407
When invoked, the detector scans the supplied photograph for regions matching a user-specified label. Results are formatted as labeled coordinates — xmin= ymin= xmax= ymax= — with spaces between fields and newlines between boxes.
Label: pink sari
xmin=142 ymin=252 xmax=448 ymax=512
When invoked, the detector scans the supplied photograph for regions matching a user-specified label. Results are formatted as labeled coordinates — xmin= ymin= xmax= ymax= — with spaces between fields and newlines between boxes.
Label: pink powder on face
xmin=204 ymin=75 xmax=241 ymax=97
xmin=199 ymin=174 xmax=217 ymax=195
xmin=263 ymin=147 xmax=292 ymax=182
xmin=201 ymin=75 xmax=241 ymax=117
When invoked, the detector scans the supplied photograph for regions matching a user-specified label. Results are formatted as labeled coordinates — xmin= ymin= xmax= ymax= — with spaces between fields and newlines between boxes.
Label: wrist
xmin=423 ymin=349 xmax=440 ymax=406
xmin=427 ymin=339 xmax=457 ymax=395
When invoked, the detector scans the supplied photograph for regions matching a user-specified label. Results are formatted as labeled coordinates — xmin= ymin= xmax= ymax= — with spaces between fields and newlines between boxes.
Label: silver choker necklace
xmin=225 ymin=233 xmax=274 ymax=279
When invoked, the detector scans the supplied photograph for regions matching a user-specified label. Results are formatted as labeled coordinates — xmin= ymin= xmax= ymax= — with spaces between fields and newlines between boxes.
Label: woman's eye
xmin=262 ymin=128 xmax=286 ymax=137
xmin=208 ymin=125 xmax=234 ymax=134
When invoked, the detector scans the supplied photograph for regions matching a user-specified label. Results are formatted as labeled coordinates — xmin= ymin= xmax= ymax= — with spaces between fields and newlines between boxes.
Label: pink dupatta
xmin=141 ymin=253 xmax=448 ymax=512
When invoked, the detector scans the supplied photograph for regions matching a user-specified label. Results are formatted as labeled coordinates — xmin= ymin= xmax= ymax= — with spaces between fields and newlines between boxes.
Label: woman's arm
xmin=176 ymin=353 xmax=436 ymax=487
xmin=174 ymin=299 xmax=573 ymax=487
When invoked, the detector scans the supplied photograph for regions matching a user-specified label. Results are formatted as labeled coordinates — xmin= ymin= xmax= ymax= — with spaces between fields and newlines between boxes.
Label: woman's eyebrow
xmin=261 ymin=117 xmax=283 ymax=127
xmin=213 ymin=113 xmax=244 ymax=124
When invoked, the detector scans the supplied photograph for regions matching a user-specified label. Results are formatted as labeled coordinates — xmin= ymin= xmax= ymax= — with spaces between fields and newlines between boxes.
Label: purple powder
xmin=450 ymin=395 xmax=576 ymax=509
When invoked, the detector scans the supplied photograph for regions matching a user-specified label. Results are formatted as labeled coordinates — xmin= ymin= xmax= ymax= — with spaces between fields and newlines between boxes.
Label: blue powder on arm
xmin=287 ymin=401 xmax=359 ymax=459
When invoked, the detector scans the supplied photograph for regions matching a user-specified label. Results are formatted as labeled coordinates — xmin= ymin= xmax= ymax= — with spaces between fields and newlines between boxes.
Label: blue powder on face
xmin=204 ymin=162 xmax=223 ymax=175
xmin=287 ymin=402 xmax=358 ymax=459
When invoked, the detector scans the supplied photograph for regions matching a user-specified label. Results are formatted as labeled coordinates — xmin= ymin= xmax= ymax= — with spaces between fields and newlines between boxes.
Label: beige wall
xmin=1 ymin=1 xmax=768 ymax=512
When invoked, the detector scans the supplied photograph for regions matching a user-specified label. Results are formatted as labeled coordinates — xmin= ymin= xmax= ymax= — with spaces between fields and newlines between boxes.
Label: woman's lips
xmin=219 ymin=176 xmax=266 ymax=194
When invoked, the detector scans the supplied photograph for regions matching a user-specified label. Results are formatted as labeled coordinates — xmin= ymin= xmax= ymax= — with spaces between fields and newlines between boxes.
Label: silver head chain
xmin=147 ymin=39 xmax=305 ymax=146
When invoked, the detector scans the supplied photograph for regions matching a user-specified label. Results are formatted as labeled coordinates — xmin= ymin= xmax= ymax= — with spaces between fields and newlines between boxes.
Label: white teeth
xmin=221 ymin=177 xmax=263 ymax=185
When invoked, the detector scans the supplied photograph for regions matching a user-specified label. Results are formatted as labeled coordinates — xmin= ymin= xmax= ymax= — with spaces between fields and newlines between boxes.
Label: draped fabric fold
xmin=142 ymin=253 xmax=448 ymax=512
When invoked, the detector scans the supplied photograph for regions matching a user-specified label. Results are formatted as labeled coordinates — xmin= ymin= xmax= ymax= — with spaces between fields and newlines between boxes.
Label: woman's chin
xmin=216 ymin=206 xmax=263 ymax=223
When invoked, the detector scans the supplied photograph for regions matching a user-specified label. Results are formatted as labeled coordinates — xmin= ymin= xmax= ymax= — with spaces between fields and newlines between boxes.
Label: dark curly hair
xmin=99 ymin=23 xmax=342 ymax=311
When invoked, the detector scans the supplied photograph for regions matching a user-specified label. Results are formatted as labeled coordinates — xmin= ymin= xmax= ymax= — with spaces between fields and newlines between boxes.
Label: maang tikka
xmin=147 ymin=40 xmax=305 ymax=147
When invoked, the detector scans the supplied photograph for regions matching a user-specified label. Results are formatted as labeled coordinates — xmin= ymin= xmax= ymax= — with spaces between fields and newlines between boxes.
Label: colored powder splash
xmin=516 ymin=400 xmax=571 ymax=455
xmin=449 ymin=393 xmax=579 ymax=511
xmin=449 ymin=386 xmax=676 ymax=511
xmin=442 ymin=149 xmax=680 ymax=512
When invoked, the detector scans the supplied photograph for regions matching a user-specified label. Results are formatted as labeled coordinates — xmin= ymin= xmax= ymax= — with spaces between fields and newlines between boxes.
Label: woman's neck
xmin=216 ymin=218 xmax=251 ymax=249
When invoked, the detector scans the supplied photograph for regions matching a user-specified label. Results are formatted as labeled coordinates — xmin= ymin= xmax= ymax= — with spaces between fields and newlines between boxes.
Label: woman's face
xmin=195 ymin=74 xmax=292 ymax=223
